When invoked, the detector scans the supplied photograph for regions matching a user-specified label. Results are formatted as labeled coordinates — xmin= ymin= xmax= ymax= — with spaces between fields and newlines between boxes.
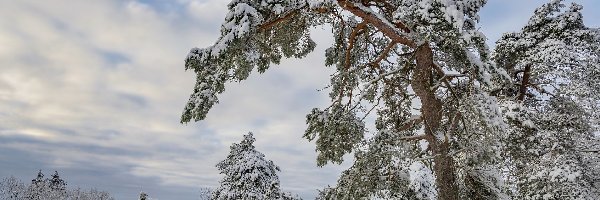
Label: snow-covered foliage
xmin=462 ymin=166 xmax=509 ymax=200
xmin=181 ymin=0 xmax=322 ymax=123
xmin=139 ymin=191 xmax=148 ymax=200
xmin=500 ymin=98 xmax=600 ymax=199
xmin=0 ymin=171 xmax=113 ymax=200
xmin=494 ymin=0 xmax=600 ymax=199
xmin=182 ymin=0 xmax=599 ymax=199
xmin=212 ymin=132 xmax=300 ymax=200
xmin=198 ymin=187 xmax=213 ymax=200
xmin=27 ymin=170 xmax=67 ymax=200
xmin=316 ymin=130 xmax=430 ymax=199
xmin=0 ymin=176 xmax=26 ymax=200
xmin=304 ymin=104 xmax=365 ymax=166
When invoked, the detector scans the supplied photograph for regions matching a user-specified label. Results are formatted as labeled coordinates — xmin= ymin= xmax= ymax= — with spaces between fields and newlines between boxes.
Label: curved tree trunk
xmin=413 ymin=43 xmax=459 ymax=200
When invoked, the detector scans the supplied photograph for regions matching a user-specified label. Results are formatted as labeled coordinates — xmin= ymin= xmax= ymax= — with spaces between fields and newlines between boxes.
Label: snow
xmin=465 ymin=49 xmax=483 ymax=68
xmin=548 ymin=165 xmax=581 ymax=182
xmin=213 ymin=133 xmax=296 ymax=200
xmin=434 ymin=130 xmax=445 ymax=142
xmin=182 ymin=0 xmax=600 ymax=199
xmin=521 ymin=119 xmax=535 ymax=129
xmin=408 ymin=162 xmax=436 ymax=200
xmin=355 ymin=3 xmax=410 ymax=40
xmin=307 ymin=0 xmax=335 ymax=9
xmin=472 ymin=91 xmax=508 ymax=132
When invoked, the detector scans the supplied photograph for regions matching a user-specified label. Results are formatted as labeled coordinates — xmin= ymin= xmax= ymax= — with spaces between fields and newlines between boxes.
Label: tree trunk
xmin=336 ymin=2 xmax=459 ymax=198
xmin=432 ymin=141 xmax=459 ymax=200
xmin=413 ymin=43 xmax=459 ymax=200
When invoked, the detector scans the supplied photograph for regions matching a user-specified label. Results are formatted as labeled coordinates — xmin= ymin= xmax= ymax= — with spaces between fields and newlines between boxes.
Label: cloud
xmin=0 ymin=0 xmax=345 ymax=199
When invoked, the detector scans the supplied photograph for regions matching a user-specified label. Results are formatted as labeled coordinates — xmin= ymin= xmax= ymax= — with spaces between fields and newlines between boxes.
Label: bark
xmin=517 ymin=64 xmax=531 ymax=101
xmin=337 ymin=0 xmax=416 ymax=48
xmin=335 ymin=2 xmax=459 ymax=198
xmin=414 ymin=44 xmax=459 ymax=200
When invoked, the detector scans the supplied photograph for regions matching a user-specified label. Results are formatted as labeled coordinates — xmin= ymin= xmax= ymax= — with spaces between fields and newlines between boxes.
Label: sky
xmin=0 ymin=0 xmax=599 ymax=199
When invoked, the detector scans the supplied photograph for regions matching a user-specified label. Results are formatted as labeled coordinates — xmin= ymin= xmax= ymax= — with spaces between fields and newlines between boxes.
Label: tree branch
xmin=397 ymin=115 xmax=424 ymax=132
xmin=370 ymin=41 xmax=398 ymax=68
xmin=400 ymin=134 xmax=429 ymax=141
xmin=259 ymin=10 xmax=302 ymax=30
xmin=432 ymin=63 xmax=461 ymax=98
xmin=578 ymin=149 xmax=600 ymax=153
xmin=517 ymin=64 xmax=531 ymax=101
xmin=337 ymin=0 xmax=416 ymax=48
xmin=344 ymin=21 xmax=369 ymax=70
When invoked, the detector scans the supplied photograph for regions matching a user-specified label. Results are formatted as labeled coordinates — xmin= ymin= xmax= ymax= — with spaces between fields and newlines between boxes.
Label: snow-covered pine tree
xmin=29 ymin=170 xmax=68 ymax=199
xmin=0 ymin=176 xmax=27 ymax=200
xmin=212 ymin=132 xmax=299 ymax=200
xmin=28 ymin=170 xmax=49 ymax=200
xmin=139 ymin=191 xmax=148 ymax=200
xmin=182 ymin=0 xmax=506 ymax=199
xmin=48 ymin=171 xmax=66 ymax=192
xmin=31 ymin=171 xmax=44 ymax=185
xmin=494 ymin=1 xmax=600 ymax=199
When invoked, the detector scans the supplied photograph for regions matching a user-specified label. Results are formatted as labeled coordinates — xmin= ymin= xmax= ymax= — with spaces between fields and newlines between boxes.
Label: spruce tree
xmin=48 ymin=171 xmax=66 ymax=191
xmin=139 ymin=191 xmax=148 ymax=200
xmin=212 ymin=132 xmax=298 ymax=200
xmin=28 ymin=170 xmax=48 ymax=200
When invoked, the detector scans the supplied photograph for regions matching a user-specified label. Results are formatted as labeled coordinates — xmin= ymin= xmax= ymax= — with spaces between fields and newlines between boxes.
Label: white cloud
xmin=0 ymin=129 xmax=57 ymax=139
xmin=185 ymin=0 xmax=228 ymax=22
xmin=0 ymin=0 xmax=345 ymax=199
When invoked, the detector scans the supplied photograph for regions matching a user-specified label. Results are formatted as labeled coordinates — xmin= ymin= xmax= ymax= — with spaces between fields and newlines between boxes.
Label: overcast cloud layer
xmin=1 ymin=0 xmax=598 ymax=199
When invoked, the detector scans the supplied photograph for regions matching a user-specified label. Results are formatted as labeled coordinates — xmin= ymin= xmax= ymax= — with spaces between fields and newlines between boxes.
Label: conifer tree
xmin=0 ymin=176 xmax=26 ymax=200
xmin=494 ymin=1 xmax=600 ymax=199
xmin=48 ymin=171 xmax=66 ymax=192
xmin=181 ymin=0 xmax=599 ymax=199
xmin=28 ymin=170 xmax=48 ymax=200
xmin=139 ymin=191 xmax=148 ymax=200
xmin=212 ymin=132 xmax=299 ymax=200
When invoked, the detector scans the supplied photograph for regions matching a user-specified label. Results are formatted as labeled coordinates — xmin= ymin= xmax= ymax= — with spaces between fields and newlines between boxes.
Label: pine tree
xmin=181 ymin=0 xmax=599 ymax=199
xmin=31 ymin=170 xmax=44 ymax=186
xmin=494 ymin=1 xmax=600 ymax=199
xmin=212 ymin=132 xmax=298 ymax=200
xmin=0 ymin=176 xmax=27 ymax=200
xmin=139 ymin=191 xmax=148 ymax=200
xmin=48 ymin=171 xmax=66 ymax=191
xmin=28 ymin=170 xmax=48 ymax=200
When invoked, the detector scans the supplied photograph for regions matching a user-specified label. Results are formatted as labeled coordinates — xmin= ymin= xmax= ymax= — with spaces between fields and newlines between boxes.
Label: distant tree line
xmin=0 ymin=170 xmax=113 ymax=200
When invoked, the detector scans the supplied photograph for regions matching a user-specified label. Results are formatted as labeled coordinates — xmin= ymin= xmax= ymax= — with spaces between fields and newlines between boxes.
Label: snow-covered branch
xmin=337 ymin=0 xmax=416 ymax=48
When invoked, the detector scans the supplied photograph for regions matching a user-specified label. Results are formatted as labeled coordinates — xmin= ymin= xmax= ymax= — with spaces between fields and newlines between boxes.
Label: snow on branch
xmin=337 ymin=0 xmax=416 ymax=48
